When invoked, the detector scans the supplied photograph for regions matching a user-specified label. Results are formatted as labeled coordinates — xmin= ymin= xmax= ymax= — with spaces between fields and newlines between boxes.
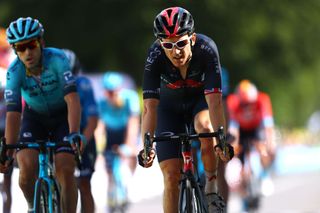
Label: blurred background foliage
xmin=1 ymin=0 xmax=320 ymax=128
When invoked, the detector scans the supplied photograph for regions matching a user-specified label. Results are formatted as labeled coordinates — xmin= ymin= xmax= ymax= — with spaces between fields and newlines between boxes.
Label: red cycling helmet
xmin=236 ymin=80 xmax=258 ymax=103
xmin=153 ymin=7 xmax=195 ymax=39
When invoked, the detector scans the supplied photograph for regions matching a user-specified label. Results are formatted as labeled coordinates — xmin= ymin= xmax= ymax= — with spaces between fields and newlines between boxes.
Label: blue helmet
xmin=103 ymin=71 xmax=124 ymax=90
xmin=6 ymin=17 xmax=44 ymax=44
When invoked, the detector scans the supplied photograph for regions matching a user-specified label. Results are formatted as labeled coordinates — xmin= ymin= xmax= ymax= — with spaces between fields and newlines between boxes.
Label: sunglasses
xmin=160 ymin=36 xmax=191 ymax=50
xmin=14 ymin=39 xmax=40 ymax=52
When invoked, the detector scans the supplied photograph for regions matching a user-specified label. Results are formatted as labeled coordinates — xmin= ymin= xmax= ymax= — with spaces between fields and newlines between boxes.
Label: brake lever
xmin=217 ymin=126 xmax=226 ymax=157
xmin=143 ymin=133 xmax=152 ymax=165
xmin=0 ymin=137 xmax=8 ymax=164
xmin=73 ymin=137 xmax=82 ymax=170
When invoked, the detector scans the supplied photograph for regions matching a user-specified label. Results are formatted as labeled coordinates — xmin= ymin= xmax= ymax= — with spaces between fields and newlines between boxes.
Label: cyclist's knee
xmin=160 ymin=159 xmax=181 ymax=188
xmin=194 ymin=120 xmax=212 ymax=134
xmin=17 ymin=149 xmax=38 ymax=188
xmin=55 ymin=153 xmax=76 ymax=172
xmin=17 ymin=149 xmax=38 ymax=171
xmin=18 ymin=172 xmax=36 ymax=191
xmin=78 ymin=179 xmax=91 ymax=193
xmin=163 ymin=171 xmax=180 ymax=190
xmin=162 ymin=166 xmax=180 ymax=188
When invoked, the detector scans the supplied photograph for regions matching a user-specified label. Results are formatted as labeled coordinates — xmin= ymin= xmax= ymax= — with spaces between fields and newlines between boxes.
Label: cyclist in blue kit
xmin=138 ymin=7 xmax=234 ymax=213
xmin=63 ymin=49 xmax=98 ymax=213
xmin=98 ymin=71 xmax=141 ymax=211
xmin=0 ymin=17 xmax=85 ymax=213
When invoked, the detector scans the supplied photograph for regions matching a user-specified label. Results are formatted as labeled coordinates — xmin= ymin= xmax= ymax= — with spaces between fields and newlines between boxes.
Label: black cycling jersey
xmin=143 ymin=33 xmax=222 ymax=107
xmin=142 ymin=33 xmax=223 ymax=162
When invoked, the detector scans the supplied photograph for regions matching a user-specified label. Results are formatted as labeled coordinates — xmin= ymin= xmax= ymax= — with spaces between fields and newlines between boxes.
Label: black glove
xmin=137 ymin=149 xmax=156 ymax=168
xmin=215 ymin=142 xmax=234 ymax=161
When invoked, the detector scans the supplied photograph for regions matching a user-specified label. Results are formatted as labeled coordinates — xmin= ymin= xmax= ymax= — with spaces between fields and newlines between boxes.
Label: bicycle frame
xmin=0 ymin=138 xmax=80 ymax=213
xmin=181 ymin=137 xmax=194 ymax=174
xmin=107 ymin=151 xmax=129 ymax=213
xmin=34 ymin=141 xmax=60 ymax=212
xmin=145 ymin=127 xmax=225 ymax=213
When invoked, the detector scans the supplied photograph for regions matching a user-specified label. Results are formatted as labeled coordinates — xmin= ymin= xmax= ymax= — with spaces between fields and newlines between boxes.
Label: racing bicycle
xmin=239 ymin=138 xmax=264 ymax=212
xmin=144 ymin=126 xmax=227 ymax=213
xmin=0 ymin=137 xmax=82 ymax=213
xmin=106 ymin=144 xmax=132 ymax=213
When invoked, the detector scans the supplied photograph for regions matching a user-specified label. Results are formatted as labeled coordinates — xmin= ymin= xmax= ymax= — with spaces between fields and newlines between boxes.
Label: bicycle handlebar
xmin=143 ymin=132 xmax=153 ymax=165
xmin=0 ymin=137 xmax=82 ymax=169
xmin=143 ymin=126 xmax=227 ymax=157
xmin=153 ymin=131 xmax=220 ymax=142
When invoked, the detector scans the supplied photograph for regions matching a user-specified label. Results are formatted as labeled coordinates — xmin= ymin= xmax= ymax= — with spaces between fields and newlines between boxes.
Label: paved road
xmin=127 ymin=171 xmax=320 ymax=213
xmin=127 ymin=144 xmax=320 ymax=213
xmin=1 ymin=144 xmax=320 ymax=213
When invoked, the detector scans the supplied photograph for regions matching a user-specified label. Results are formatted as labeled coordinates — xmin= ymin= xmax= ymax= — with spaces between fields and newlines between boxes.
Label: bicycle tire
xmin=51 ymin=178 xmax=62 ymax=213
xmin=108 ymin=153 xmax=128 ymax=213
xmin=179 ymin=179 xmax=207 ymax=213
xmin=34 ymin=178 xmax=50 ymax=213
xmin=34 ymin=178 xmax=62 ymax=213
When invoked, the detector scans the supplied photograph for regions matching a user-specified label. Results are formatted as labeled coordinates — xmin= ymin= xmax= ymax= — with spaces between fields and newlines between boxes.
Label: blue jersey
xmin=5 ymin=48 xmax=77 ymax=115
xmin=76 ymin=76 xmax=98 ymax=130
xmin=98 ymin=89 xmax=140 ymax=130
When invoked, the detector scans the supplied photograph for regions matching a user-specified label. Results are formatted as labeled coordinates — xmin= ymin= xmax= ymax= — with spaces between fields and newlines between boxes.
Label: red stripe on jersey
xmin=204 ymin=88 xmax=222 ymax=95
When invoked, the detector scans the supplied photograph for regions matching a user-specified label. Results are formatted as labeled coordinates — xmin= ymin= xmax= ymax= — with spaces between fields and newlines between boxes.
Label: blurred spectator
xmin=98 ymin=71 xmax=140 ymax=210
xmin=63 ymin=49 xmax=98 ymax=213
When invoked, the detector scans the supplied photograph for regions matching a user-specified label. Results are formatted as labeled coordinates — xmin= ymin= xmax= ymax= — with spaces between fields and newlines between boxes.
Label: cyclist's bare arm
xmin=0 ymin=111 xmax=21 ymax=172
xmin=141 ymin=99 xmax=159 ymax=140
xmin=5 ymin=112 xmax=21 ymax=145
xmin=139 ymin=98 xmax=159 ymax=167
xmin=227 ymin=126 xmax=241 ymax=155
xmin=205 ymin=93 xmax=233 ymax=161
xmin=265 ymin=126 xmax=276 ymax=152
xmin=64 ymin=92 xmax=81 ymax=134
xmin=124 ymin=115 xmax=140 ymax=153
xmin=83 ymin=116 xmax=98 ymax=141
xmin=205 ymin=93 xmax=226 ymax=132
xmin=65 ymin=92 xmax=83 ymax=151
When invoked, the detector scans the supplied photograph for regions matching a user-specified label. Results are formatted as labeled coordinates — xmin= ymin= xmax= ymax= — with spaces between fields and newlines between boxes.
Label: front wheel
xmin=51 ymin=178 xmax=62 ymax=213
xmin=34 ymin=178 xmax=61 ymax=213
xmin=179 ymin=178 xmax=207 ymax=213
xmin=34 ymin=178 xmax=50 ymax=213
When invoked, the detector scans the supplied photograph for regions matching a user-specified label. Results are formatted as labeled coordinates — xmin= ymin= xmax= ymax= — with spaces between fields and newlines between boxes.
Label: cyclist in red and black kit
xmin=138 ymin=7 xmax=234 ymax=213
xmin=227 ymin=80 xmax=275 ymax=170
xmin=227 ymin=79 xmax=276 ymax=210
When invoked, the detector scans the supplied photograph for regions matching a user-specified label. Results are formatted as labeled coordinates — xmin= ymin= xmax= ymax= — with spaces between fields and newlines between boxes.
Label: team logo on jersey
xmin=145 ymin=46 xmax=162 ymax=72
xmin=63 ymin=70 xmax=75 ymax=83
xmin=4 ymin=89 xmax=13 ymax=100
xmin=23 ymin=132 xmax=32 ymax=138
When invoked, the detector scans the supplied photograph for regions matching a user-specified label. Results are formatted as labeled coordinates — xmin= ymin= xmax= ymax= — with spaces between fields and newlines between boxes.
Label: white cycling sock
xmin=204 ymin=170 xmax=218 ymax=194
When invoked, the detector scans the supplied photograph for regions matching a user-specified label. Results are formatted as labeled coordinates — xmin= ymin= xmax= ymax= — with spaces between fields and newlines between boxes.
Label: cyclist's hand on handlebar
xmin=0 ymin=158 xmax=13 ymax=174
xmin=138 ymin=148 xmax=156 ymax=168
xmin=0 ymin=137 xmax=14 ymax=174
xmin=67 ymin=132 xmax=87 ymax=153
xmin=0 ymin=152 xmax=14 ymax=174
xmin=215 ymin=142 xmax=234 ymax=162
